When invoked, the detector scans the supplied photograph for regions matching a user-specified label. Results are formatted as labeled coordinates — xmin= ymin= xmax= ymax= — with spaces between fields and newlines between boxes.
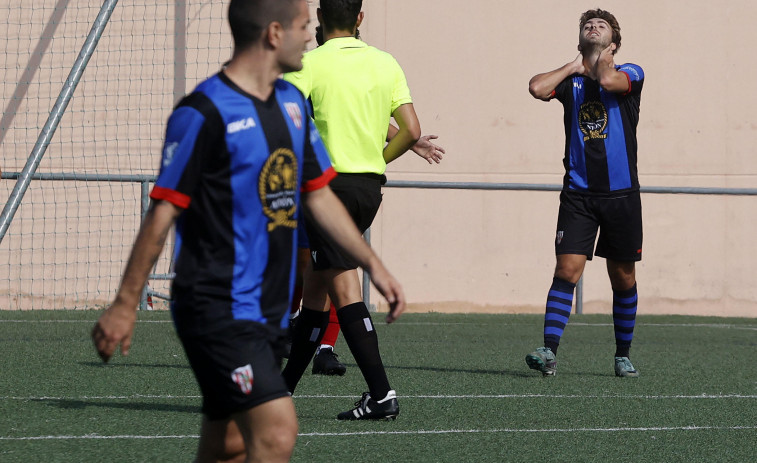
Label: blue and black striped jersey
xmin=150 ymin=73 xmax=335 ymax=336
xmin=553 ymin=63 xmax=644 ymax=195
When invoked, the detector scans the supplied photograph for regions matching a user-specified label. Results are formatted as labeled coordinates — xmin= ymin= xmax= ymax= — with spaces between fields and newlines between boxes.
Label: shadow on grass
xmin=346 ymin=363 xmax=614 ymax=379
xmin=374 ymin=363 xmax=535 ymax=378
xmin=36 ymin=398 xmax=199 ymax=414
xmin=80 ymin=361 xmax=189 ymax=369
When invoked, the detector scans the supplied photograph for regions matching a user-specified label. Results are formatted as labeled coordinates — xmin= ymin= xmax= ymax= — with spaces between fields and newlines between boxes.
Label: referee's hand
xmin=91 ymin=303 xmax=137 ymax=363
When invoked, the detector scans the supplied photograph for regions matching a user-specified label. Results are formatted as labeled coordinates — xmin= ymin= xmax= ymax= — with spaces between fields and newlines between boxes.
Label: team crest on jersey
xmin=284 ymin=102 xmax=303 ymax=129
xmin=231 ymin=364 xmax=254 ymax=395
xmin=578 ymin=101 xmax=608 ymax=141
xmin=259 ymin=148 xmax=298 ymax=232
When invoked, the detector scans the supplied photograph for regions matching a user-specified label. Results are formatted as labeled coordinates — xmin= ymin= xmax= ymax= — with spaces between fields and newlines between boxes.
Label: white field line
xmin=2 ymin=425 xmax=756 ymax=441
xmin=3 ymin=393 xmax=756 ymax=401
xmin=0 ymin=319 xmax=755 ymax=331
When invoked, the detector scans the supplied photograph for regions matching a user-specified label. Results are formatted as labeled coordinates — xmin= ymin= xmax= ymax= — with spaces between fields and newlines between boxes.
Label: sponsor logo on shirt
xmin=227 ymin=117 xmax=257 ymax=134
xmin=578 ymin=101 xmax=608 ymax=141
xmin=259 ymin=148 xmax=299 ymax=232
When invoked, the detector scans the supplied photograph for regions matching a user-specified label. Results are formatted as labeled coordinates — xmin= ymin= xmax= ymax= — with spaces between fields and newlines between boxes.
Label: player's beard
xmin=579 ymin=35 xmax=611 ymax=56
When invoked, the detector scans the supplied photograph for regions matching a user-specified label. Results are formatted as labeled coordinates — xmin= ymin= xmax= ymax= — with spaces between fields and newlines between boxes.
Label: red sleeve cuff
xmin=549 ymin=90 xmax=556 ymax=99
xmin=301 ymin=167 xmax=336 ymax=193
xmin=620 ymin=71 xmax=632 ymax=96
xmin=150 ymin=185 xmax=191 ymax=209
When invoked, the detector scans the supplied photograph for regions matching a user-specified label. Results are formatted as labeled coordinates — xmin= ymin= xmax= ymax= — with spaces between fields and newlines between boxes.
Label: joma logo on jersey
xmin=227 ymin=117 xmax=256 ymax=134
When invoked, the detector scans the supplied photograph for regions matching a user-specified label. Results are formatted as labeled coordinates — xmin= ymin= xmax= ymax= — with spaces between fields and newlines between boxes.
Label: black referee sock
xmin=281 ymin=307 xmax=329 ymax=394
xmin=337 ymin=302 xmax=391 ymax=401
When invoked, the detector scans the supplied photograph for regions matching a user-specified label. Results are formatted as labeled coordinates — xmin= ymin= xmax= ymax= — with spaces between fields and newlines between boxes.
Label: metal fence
xmin=4 ymin=168 xmax=755 ymax=313
xmin=2 ymin=1 xmax=755 ymax=314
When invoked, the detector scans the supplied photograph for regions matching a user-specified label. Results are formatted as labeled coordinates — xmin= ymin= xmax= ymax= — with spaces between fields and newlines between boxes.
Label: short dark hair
xmin=228 ymin=0 xmax=301 ymax=51
xmin=320 ymin=0 xmax=362 ymax=32
xmin=579 ymin=8 xmax=621 ymax=52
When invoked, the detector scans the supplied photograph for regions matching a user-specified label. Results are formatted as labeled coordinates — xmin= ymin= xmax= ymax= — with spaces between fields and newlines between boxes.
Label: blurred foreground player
xmin=91 ymin=0 xmax=405 ymax=460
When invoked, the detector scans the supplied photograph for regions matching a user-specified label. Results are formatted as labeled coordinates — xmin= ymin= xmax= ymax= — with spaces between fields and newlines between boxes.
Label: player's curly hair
xmin=579 ymin=8 xmax=621 ymax=53
xmin=320 ymin=0 xmax=362 ymax=32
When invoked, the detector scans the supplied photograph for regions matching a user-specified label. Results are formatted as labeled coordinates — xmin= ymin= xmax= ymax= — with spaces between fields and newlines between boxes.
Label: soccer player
xmin=91 ymin=0 xmax=405 ymax=460
xmin=525 ymin=8 xmax=644 ymax=378
xmin=280 ymin=0 xmax=421 ymax=420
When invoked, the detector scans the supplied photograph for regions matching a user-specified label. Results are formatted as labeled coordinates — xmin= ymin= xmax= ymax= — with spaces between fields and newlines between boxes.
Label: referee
xmin=281 ymin=0 xmax=420 ymax=420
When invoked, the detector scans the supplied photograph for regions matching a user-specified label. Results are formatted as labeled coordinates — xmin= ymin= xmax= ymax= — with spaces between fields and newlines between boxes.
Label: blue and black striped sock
xmin=543 ymin=277 xmax=576 ymax=355
xmin=613 ymin=284 xmax=638 ymax=358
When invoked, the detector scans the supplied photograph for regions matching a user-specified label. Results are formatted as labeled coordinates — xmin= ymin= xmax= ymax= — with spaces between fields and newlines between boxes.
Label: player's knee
xmin=609 ymin=273 xmax=635 ymax=291
xmin=253 ymin=421 xmax=298 ymax=461
xmin=197 ymin=428 xmax=246 ymax=463
xmin=554 ymin=265 xmax=582 ymax=284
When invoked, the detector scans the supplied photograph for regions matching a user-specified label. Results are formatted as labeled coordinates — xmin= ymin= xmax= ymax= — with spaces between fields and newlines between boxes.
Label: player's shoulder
xmin=275 ymin=78 xmax=306 ymax=102
xmin=171 ymin=75 xmax=226 ymax=127
xmin=616 ymin=63 xmax=644 ymax=80
xmin=173 ymin=91 xmax=217 ymax=121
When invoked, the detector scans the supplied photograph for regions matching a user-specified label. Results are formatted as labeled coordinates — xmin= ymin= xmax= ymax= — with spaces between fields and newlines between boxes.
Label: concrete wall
xmin=1 ymin=1 xmax=755 ymax=316
xmin=356 ymin=0 xmax=757 ymax=317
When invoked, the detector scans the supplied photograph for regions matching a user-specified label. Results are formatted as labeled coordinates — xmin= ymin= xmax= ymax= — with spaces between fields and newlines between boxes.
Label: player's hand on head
xmin=413 ymin=135 xmax=445 ymax=164
xmin=91 ymin=303 xmax=137 ymax=363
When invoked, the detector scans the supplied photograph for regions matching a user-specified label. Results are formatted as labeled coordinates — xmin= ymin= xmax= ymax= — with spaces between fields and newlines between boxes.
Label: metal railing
xmin=3 ymin=171 xmax=755 ymax=313
xmin=3 ymin=171 xmax=756 ymax=312
xmin=374 ymin=179 xmax=757 ymax=314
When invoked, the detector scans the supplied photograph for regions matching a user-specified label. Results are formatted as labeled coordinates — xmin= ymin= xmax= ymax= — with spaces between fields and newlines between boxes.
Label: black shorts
xmin=305 ymin=173 xmax=383 ymax=271
xmin=555 ymin=190 xmax=643 ymax=261
xmin=178 ymin=321 xmax=290 ymax=420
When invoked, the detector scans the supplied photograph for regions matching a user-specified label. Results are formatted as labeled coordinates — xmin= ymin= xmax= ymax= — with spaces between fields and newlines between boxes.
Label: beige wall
xmin=1 ymin=1 xmax=755 ymax=317
xmin=357 ymin=0 xmax=757 ymax=317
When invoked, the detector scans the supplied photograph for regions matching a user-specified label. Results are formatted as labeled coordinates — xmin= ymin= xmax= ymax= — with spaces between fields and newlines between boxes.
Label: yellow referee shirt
xmin=284 ymin=37 xmax=412 ymax=175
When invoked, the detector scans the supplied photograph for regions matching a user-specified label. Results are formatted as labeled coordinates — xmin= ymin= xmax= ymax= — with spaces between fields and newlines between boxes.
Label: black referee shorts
xmin=305 ymin=172 xmax=383 ymax=271
xmin=178 ymin=321 xmax=290 ymax=420
xmin=555 ymin=189 xmax=643 ymax=262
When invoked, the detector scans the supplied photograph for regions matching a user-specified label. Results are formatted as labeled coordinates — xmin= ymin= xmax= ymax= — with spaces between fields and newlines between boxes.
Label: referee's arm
xmin=383 ymin=103 xmax=420 ymax=164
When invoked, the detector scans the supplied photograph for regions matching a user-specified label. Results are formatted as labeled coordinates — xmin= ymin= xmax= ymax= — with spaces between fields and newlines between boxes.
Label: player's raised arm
xmin=528 ymin=53 xmax=585 ymax=101
xmin=595 ymin=44 xmax=630 ymax=93
xmin=302 ymin=186 xmax=405 ymax=323
xmin=91 ymin=200 xmax=181 ymax=362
